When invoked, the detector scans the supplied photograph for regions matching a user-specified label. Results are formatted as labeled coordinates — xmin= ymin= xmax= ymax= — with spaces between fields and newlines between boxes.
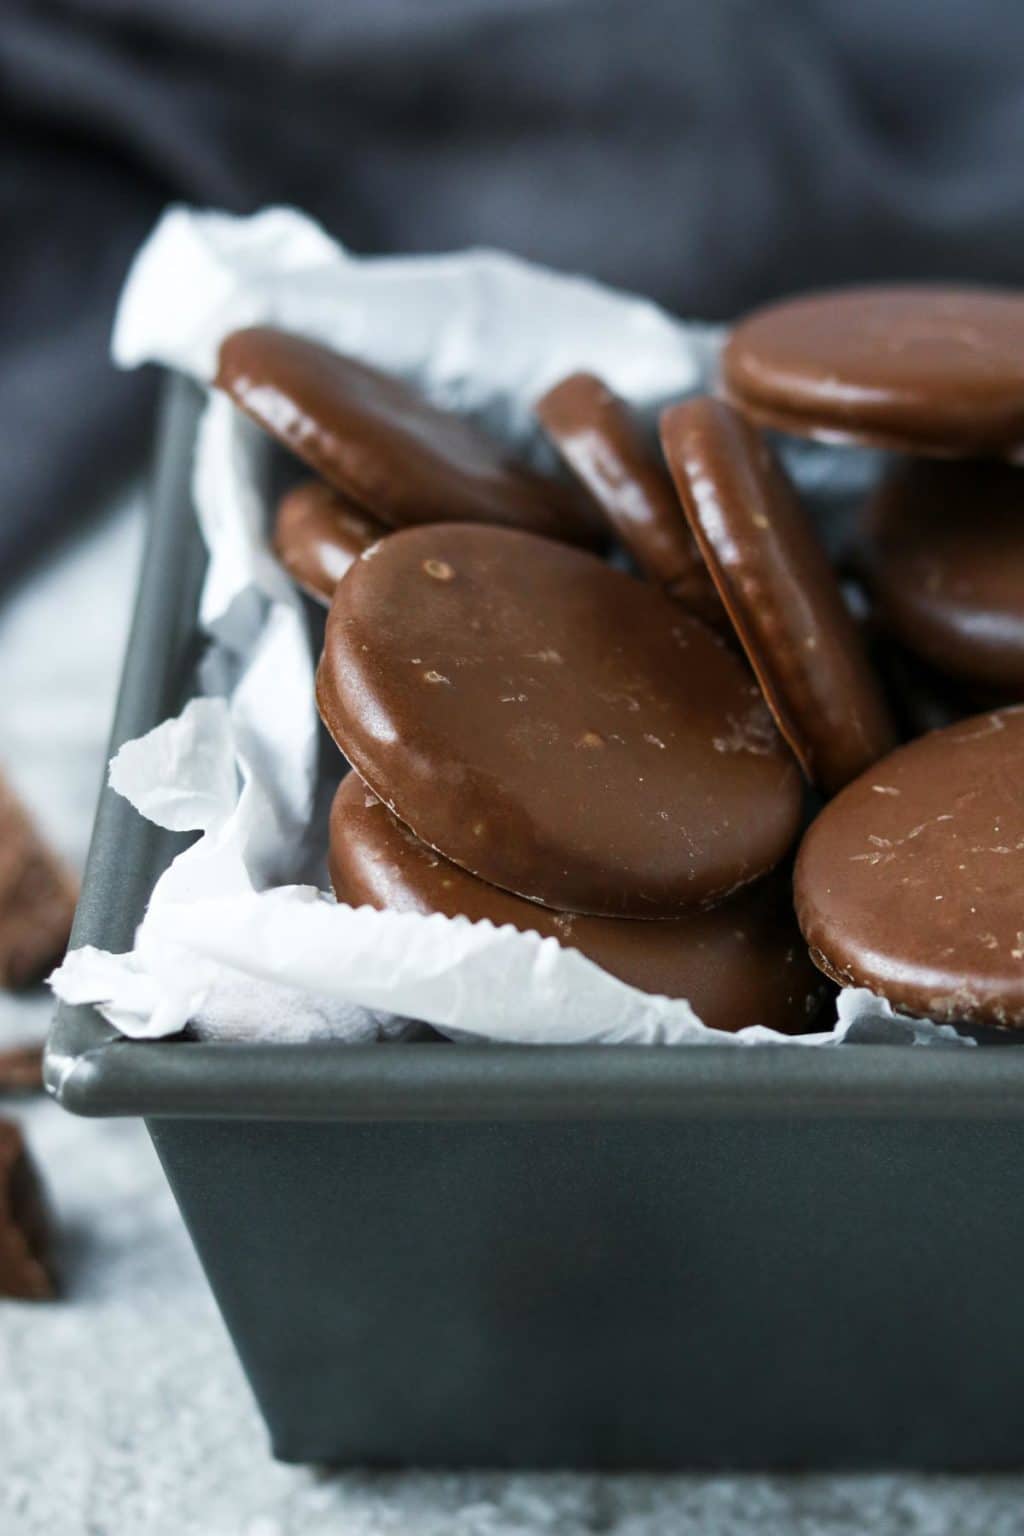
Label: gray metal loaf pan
xmin=47 ymin=376 xmax=1024 ymax=1469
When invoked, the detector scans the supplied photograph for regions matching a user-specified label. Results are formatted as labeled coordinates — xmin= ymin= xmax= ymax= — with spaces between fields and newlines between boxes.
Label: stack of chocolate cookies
xmin=214 ymin=285 xmax=1024 ymax=1035
xmin=721 ymin=288 xmax=1024 ymax=1029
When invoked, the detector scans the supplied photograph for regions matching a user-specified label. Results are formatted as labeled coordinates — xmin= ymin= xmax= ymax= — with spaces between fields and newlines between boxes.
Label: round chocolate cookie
xmin=329 ymin=773 xmax=823 ymax=1032
xmin=860 ymin=459 xmax=1024 ymax=694
xmin=721 ymin=286 xmax=1024 ymax=458
xmin=659 ymin=397 xmax=895 ymax=795
xmin=274 ymin=480 xmax=387 ymax=604
xmin=795 ymin=706 xmax=1024 ymax=1026
xmin=317 ymin=523 xmax=802 ymax=917
xmin=216 ymin=327 xmax=600 ymax=547
xmin=536 ymin=372 xmax=722 ymax=623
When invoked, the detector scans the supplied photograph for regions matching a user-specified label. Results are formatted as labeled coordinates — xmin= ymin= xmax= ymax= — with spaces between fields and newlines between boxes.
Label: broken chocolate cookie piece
xmin=0 ymin=1046 xmax=44 ymax=1095
xmin=0 ymin=1119 xmax=54 ymax=1299
xmin=0 ymin=773 xmax=77 ymax=989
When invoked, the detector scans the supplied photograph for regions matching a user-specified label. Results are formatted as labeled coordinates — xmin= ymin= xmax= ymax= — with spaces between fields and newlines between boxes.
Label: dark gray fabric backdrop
xmin=4 ymin=0 xmax=1024 ymax=581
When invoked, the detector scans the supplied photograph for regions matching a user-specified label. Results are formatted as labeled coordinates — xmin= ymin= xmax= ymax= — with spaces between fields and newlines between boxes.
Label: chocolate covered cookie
xmin=795 ymin=706 xmax=1024 ymax=1026
xmin=217 ymin=327 xmax=601 ymax=547
xmin=720 ymin=286 xmax=1024 ymax=458
xmin=274 ymin=480 xmax=386 ymax=604
xmin=660 ymin=397 xmax=895 ymax=795
xmin=536 ymin=372 xmax=721 ymax=622
xmin=317 ymin=523 xmax=802 ymax=917
xmin=329 ymin=774 xmax=823 ymax=1032
xmin=860 ymin=460 xmax=1024 ymax=694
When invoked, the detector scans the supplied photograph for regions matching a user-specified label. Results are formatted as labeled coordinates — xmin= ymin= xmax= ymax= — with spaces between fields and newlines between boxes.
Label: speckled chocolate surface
xmin=661 ymin=396 xmax=895 ymax=795
xmin=795 ymin=706 xmax=1024 ymax=1026
xmin=317 ymin=522 xmax=802 ymax=917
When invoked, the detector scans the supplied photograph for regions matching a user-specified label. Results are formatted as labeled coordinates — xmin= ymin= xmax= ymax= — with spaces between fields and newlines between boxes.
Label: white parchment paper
xmin=49 ymin=206 xmax=972 ymax=1048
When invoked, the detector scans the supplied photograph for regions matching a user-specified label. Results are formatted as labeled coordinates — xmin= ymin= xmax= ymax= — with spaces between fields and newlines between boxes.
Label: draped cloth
xmin=4 ymin=0 xmax=1024 ymax=578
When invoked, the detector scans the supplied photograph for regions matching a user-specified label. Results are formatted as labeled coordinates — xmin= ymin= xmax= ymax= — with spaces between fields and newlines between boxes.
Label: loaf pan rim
xmin=46 ymin=375 xmax=1024 ymax=1121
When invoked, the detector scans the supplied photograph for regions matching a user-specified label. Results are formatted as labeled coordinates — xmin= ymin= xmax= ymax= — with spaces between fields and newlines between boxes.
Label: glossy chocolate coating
xmin=795 ymin=706 xmax=1024 ymax=1026
xmin=861 ymin=460 xmax=1024 ymax=694
xmin=660 ymin=397 xmax=895 ymax=795
xmin=536 ymin=372 xmax=722 ymax=623
xmin=329 ymin=774 xmax=823 ymax=1032
xmin=217 ymin=327 xmax=601 ymax=547
xmin=721 ymin=287 xmax=1024 ymax=458
xmin=317 ymin=523 xmax=802 ymax=917
xmin=274 ymin=479 xmax=387 ymax=605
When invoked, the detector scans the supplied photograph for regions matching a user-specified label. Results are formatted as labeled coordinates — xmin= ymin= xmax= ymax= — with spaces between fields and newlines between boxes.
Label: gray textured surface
xmin=6 ymin=1098 xmax=1024 ymax=1534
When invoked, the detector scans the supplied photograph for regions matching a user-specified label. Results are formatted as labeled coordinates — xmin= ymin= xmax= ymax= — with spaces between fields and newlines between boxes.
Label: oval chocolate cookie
xmin=536 ymin=372 xmax=722 ymax=623
xmin=721 ymin=286 xmax=1024 ymax=458
xmin=660 ymin=397 xmax=895 ymax=795
xmin=795 ymin=706 xmax=1024 ymax=1026
xmin=860 ymin=460 xmax=1024 ymax=694
xmin=217 ymin=327 xmax=600 ymax=546
xmin=274 ymin=480 xmax=387 ymax=605
xmin=329 ymin=774 xmax=823 ymax=1033
xmin=317 ymin=523 xmax=802 ymax=917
